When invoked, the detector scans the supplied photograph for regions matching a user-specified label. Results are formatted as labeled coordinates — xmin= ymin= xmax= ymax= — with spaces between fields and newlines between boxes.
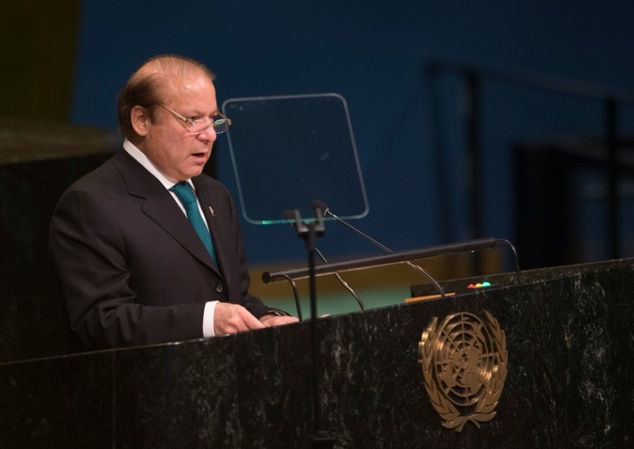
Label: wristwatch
xmin=265 ymin=309 xmax=290 ymax=317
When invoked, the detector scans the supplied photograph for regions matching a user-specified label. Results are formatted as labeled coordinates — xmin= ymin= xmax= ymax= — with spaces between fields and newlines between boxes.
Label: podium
xmin=2 ymin=257 xmax=633 ymax=448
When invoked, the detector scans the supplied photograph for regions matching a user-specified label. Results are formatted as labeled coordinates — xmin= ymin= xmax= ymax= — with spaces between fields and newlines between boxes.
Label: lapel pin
xmin=209 ymin=206 xmax=216 ymax=217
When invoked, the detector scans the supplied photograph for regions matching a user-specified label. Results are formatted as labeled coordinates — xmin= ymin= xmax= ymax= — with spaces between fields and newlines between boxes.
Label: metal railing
xmin=426 ymin=60 xmax=634 ymax=263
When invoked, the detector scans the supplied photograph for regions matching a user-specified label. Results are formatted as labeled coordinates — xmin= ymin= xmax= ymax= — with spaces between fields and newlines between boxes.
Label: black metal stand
xmin=287 ymin=208 xmax=334 ymax=448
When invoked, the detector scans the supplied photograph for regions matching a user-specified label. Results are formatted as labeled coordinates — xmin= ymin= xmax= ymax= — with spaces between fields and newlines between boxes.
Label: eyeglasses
xmin=157 ymin=103 xmax=232 ymax=135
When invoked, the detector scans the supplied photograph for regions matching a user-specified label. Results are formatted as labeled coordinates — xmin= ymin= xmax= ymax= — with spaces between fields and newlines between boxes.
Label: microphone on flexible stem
xmin=311 ymin=200 xmax=445 ymax=298
xmin=283 ymin=209 xmax=365 ymax=311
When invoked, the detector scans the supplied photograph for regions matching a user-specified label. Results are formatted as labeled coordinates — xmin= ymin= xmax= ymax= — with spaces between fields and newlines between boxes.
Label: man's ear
xmin=130 ymin=105 xmax=150 ymax=137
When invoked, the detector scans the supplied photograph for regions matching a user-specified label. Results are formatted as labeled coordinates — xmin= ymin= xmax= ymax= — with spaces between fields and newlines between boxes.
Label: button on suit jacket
xmin=50 ymin=148 xmax=271 ymax=349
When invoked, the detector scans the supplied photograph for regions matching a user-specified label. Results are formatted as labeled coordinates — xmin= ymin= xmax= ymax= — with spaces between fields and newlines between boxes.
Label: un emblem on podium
xmin=419 ymin=311 xmax=507 ymax=431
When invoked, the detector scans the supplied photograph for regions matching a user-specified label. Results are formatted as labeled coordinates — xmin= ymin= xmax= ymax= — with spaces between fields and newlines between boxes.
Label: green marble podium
xmin=2 ymin=258 xmax=633 ymax=448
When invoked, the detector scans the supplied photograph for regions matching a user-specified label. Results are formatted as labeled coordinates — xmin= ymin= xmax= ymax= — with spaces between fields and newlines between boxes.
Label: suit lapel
xmin=113 ymin=150 xmax=219 ymax=273
xmin=144 ymin=197 xmax=219 ymax=272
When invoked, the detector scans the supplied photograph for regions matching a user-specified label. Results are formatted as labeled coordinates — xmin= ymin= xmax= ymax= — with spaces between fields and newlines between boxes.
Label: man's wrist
xmin=202 ymin=301 xmax=219 ymax=337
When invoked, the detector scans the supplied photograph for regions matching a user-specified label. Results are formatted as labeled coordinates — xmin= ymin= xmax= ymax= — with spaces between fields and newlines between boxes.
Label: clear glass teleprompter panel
xmin=222 ymin=93 xmax=369 ymax=225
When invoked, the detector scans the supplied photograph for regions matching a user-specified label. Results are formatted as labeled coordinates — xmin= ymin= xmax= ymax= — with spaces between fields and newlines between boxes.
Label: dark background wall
xmin=67 ymin=0 xmax=634 ymax=268
xmin=0 ymin=1 xmax=81 ymax=123
xmin=4 ymin=1 xmax=634 ymax=268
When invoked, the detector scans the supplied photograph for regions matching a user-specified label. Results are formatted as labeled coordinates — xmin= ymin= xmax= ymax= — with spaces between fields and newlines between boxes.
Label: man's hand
xmin=259 ymin=314 xmax=299 ymax=327
xmin=214 ymin=302 xmax=265 ymax=335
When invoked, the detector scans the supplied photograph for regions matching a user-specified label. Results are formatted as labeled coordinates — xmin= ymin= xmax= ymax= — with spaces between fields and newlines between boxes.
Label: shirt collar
xmin=122 ymin=139 xmax=194 ymax=190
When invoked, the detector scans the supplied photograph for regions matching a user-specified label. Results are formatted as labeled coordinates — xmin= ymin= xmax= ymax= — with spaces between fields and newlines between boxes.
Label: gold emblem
xmin=419 ymin=311 xmax=507 ymax=431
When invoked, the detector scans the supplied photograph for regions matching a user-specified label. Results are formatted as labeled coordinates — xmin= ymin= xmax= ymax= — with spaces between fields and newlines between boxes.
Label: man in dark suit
xmin=49 ymin=54 xmax=297 ymax=349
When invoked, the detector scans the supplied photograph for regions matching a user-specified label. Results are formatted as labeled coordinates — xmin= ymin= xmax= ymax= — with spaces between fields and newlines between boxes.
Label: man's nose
xmin=197 ymin=123 xmax=217 ymax=140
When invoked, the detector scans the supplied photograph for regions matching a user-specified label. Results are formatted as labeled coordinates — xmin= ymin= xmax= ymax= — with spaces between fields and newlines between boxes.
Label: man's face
xmin=140 ymin=72 xmax=218 ymax=182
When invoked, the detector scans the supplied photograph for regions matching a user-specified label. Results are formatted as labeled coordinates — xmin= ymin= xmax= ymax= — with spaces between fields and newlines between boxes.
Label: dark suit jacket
xmin=49 ymin=148 xmax=272 ymax=349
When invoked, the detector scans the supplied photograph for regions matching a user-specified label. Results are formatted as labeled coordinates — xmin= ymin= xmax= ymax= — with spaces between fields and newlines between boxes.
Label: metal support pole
xmin=605 ymin=97 xmax=620 ymax=260
xmin=465 ymin=73 xmax=483 ymax=272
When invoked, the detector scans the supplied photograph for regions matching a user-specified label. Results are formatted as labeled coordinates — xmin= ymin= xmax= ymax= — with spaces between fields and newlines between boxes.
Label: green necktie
xmin=170 ymin=182 xmax=217 ymax=263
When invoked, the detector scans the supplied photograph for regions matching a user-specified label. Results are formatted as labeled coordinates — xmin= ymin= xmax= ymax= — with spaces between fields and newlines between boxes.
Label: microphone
xmin=311 ymin=200 xmax=445 ymax=297
xmin=283 ymin=209 xmax=365 ymax=311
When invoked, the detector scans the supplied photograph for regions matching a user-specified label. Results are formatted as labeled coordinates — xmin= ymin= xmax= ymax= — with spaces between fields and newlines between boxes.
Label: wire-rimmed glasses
xmin=157 ymin=103 xmax=232 ymax=135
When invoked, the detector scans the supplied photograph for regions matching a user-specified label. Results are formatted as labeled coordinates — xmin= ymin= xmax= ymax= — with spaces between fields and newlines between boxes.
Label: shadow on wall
xmin=0 ymin=119 xmax=119 ymax=363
